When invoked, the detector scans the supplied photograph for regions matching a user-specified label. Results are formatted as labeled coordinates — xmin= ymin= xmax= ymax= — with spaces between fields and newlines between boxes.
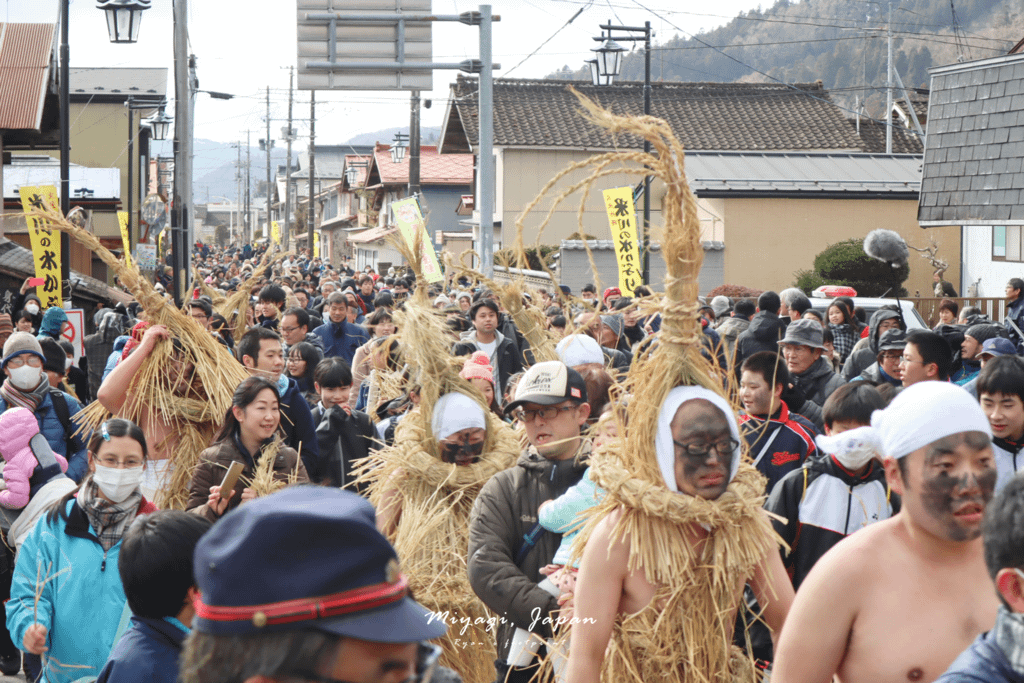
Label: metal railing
xmin=909 ymin=296 xmax=1008 ymax=327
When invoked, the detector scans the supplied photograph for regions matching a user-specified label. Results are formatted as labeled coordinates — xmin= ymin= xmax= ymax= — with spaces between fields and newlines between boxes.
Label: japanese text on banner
xmin=602 ymin=187 xmax=642 ymax=296
xmin=118 ymin=211 xmax=132 ymax=268
xmin=18 ymin=186 xmax=63 ymax=309
xmin=391 ymin=197 xmax=443 ymax=283
xmin=271 ymin=221 xmax=281 ymax=246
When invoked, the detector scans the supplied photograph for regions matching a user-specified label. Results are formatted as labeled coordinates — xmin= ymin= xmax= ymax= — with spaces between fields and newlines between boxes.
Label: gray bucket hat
xmin=778 ymin=318 xmax=825 ymax=350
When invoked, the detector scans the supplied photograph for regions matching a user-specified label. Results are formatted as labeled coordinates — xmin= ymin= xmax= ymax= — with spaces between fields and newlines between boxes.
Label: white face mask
xmin=8 ymin=365 xmax=42 ymax=391
xmin=65 ymin=357 xmax=73 ymax=370
xmin=24 ymin=304 xmax=39 ymax=316
xmin=816 ymin=428 xmax=879 ymax=471
xmin=92 ymin=464 xmax=144 ymax=503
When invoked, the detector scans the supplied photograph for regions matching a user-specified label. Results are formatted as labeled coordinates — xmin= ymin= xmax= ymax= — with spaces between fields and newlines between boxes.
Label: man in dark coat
xmin=735 ymin=291 xmax=787 ymax=366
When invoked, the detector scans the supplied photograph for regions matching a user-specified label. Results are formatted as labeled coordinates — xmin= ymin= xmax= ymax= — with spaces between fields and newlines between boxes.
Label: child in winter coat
xmin=0 ymin=407 xmax=69 ymax=509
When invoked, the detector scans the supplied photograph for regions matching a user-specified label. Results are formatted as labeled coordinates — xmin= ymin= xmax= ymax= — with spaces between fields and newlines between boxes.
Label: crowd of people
xmin=0 ymin=237 xmax=1021 ymax=683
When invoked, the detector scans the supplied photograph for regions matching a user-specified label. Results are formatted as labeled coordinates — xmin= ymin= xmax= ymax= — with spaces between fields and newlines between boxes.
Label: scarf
xmin=994 ymin=605 xmax=1024 ymax=676
xmin=77 ymin=478 xmax=142 ymax=551
xmin=0 ymin=376 xmax=50 ymax=412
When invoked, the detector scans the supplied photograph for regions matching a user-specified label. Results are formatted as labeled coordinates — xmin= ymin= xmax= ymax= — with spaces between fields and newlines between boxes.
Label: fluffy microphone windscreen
xmin=863 ymin=229 xmax=909 ymax=266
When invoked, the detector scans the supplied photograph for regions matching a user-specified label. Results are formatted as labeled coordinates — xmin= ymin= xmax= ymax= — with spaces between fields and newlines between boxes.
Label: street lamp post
xmin=591 ymin=20 xmax=652 ymax=285
xmin=126 ymin=97 xmax=168 ymax=264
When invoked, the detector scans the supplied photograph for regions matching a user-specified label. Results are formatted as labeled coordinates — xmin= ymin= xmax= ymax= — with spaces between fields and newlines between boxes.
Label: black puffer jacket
xmin=789 ymin=357 xmax=845 ymax=430
xmin=468 ymin=442 xmax=590 ymax=661
xmin=734 ymin=311 xmax=787 ymax=365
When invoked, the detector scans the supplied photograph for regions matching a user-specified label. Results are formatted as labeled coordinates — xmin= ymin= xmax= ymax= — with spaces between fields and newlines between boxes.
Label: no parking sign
xmin=62 ymin=309 xmax=84 ymax=362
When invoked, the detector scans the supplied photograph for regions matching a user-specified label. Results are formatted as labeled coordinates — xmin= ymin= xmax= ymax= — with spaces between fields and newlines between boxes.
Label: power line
xmin=503 ymin=2 xmax=593 ymax=77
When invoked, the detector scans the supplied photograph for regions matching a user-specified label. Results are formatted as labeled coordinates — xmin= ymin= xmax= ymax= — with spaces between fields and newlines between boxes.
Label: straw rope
xmin=508 ymin=90 xmax=781 ymax=683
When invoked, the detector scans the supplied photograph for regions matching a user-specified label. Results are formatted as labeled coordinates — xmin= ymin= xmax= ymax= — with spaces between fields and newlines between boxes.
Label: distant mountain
xmin=550 ymin=0 xmax=1021 ymax=119
xmin=161 ymin=126 xmax=443 ymax=204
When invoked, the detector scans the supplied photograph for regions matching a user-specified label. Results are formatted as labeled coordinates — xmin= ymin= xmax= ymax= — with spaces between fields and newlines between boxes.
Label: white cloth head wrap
xmin=431 ymin=392 xmax=487 ymax=440
xmin=655 ymin=386 xmax=742 ymax=493
xmin=556 ymin=334 xmax=604 ymax=367
xmin=870 ymin=381 xmax=991 ymax=460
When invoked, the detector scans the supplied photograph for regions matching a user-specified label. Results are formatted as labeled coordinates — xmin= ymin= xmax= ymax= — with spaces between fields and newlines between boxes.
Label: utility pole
xmin=265 ymin=86 xmax=273 ymax=244
xmin=245 ymin=130 xmax=252 ymax=243
xmin=284 ymin=67 xmax=294 ymax=250
xmin=307 ymin=91 xmax=316 ymax=258
xmin=479 ymin=5 xmax=494 ymax=277
xmin=235 ymin=141 xmax=242 ymax=245
xmin=885 ymin=0 xmax=893 ymax=154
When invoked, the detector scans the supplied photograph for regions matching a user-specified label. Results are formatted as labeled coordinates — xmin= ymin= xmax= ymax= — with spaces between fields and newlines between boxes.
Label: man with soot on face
xmin=773 ymin=381 xmax=1001 ymax=683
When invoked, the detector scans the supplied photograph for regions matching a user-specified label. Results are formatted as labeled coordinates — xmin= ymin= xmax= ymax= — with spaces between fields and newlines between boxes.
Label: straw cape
xmin=30 ymin=209 xmax=250 ymax=511
xmin=517 ymin=91 xmax=781 ymax=683
xmin=354 ymin=241 xmax=519 ymax=683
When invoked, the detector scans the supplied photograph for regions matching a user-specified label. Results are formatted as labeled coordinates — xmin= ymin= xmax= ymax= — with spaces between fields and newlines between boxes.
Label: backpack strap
xmin=48 ymin=390 xmax=77 ymax=454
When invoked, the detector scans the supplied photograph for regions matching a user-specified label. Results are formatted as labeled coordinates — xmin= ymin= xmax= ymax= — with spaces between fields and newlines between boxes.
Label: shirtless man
xmin=566 ymin=387 xmax=794 ymax=683
xmin=772 ymin=381 xmax=1000 ymax=683
xmin=97 ymin=324 xmax=195 ymax=498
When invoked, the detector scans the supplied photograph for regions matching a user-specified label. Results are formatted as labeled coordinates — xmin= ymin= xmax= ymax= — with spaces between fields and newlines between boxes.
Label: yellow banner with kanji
xmin=18 ymin=186 xmax=63 ymax=309
xmin=118 ymin=211 xmax=132 ymax=267
xmin=602 ymin=187 xmax=642 ymax=296
xmin=313 ymin=231 xmax=320 ymax=258
xmin=271 ymin=221 xmax=281 ymax=246
xmin=392 ymin=197 xmax=442 ymax=283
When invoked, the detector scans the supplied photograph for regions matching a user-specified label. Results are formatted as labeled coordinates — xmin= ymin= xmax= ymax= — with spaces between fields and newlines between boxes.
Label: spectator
xmin=453 ymin=299 xmax=523 ymax=399
xmin=285 ymin=341 xmax=323 ymax=410
xmin=935 ymin=298 xmax=959 ymax=329
xmin=978 ymin=356 xmax=1024 ymax=494
xmin=842 ymin=308 xmax=903 ymax=381
xmin=735 ymin=291 xmax=787 ymax=365
xmin=311 ymin=358 xmax=378 ymax=490
xmin=778 ymin=319 xmax=845 ymax=430
xmin=257 ymin=284 xmax=286 ymax=330
xmin=851 ymin=329 xmax=906 ymax=389
xmin=956 ymin=324 xmax=1004 ymax=386
xmin=717 ymin=299 xmax=754 ymax=364
xmin=900 ymin=329 xmax=953 ymax=387
xmin=187 ymin=299 xmax=213 ymax=332
xmin=826 ymin=300 xmax=858 ymax=365
xmin=1005 ymin=278 xmax=1024 ymax=352
xmin=313 ymin=292 xmax=370 ymax=364
xmin=35 ymin=306 xmax=68 ymax=343
xmin=279 ymin=306 xmax=323 ymax=353
xmin=96 ymin=511 xmax=212 ymax=683
xmin=779 ymin=288 xmax=812 ymax=323
xmin=934 ymin=270 xmax=958 ymax=297
xmin=357 ymin=274 xmax=376 ymax=314
xmin=963 ymin=337 xmax=1019 ymax=399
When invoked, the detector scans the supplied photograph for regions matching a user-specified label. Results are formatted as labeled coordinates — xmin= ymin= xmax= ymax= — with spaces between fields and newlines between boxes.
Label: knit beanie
xmin=0 ymin=314 xmax=13 ymax=344
xmin=711 ymin=295 xmax=731 ymax=318
xmin=599 ymin=314 xmax=624 ymax=340
xmin=459 ymin=351 xmax=495 ymax=386
xmin=1 ymin=332 xmax=44 ymax=367
xmin=38 ymin=337 xmax=66 ymax=376
xmin=965 ymin=323 xmax=1003 ymax=345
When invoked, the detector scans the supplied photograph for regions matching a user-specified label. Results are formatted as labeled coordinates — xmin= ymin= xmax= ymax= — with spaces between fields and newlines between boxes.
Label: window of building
xmin=992 ymin=226 xmax=1024 ymax=262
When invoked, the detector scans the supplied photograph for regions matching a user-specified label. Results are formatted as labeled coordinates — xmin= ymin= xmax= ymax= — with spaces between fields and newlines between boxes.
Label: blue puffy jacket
xmin=0 ymin=390 xmax=88 ymax=483
xmin=935 ymin=627 xmax=1024 ymax=683
xmin=313 ymin=320 xmax=369 ymax=364
xmin=96 ymin=616 xmax=187 ymax=683
xmin=6 ymin=496 xmax=157 ymax=683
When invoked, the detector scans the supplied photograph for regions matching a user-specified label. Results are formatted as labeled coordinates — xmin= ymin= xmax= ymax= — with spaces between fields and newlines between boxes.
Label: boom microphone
xmin=863 ymin=229 xmax=909 ymax=267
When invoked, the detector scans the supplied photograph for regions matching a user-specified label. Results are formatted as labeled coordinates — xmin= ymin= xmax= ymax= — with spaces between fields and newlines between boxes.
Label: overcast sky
xmin=6 ymin=0 xmax=756 ymax=149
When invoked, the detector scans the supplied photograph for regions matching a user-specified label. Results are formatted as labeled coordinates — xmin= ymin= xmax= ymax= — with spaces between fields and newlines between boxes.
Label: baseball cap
xmin=980 ymin=337 xmax=1017 ymax=359
xmin=505 ymin=360 xmax=588 ymax=411
xmin=778 ymin=318 xmax=826 ymax=350
xmin=193 ymin=486 xmax=446 ymax=642
xmin=877 ymin=329 xmax=907 ymax=352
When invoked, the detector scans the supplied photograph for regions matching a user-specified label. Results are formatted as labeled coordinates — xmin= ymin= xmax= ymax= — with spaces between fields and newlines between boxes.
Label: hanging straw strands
xmin=240 ymin=439 xmax=302 ymax=497
xmin=509 ymin=90 xmax=779 ymax=683
xmin=193 ymin=267 xmax=227 ymax=308
xmin=353 ymin=231 xmax=519 ymax=683
xmin=28 ymin=204 xmax=250 ymax=510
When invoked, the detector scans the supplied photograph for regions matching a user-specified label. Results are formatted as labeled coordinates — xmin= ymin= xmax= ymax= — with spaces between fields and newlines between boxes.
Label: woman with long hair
xmin=6 ymin=419 xmax=156 ymax=683
xmin=351 ymin=307 xmax=397 ymax=391
xmin=186 ymin=376 xmax=309 ymax=522
xmin=826 ymin=300 xmax=858 ymax=365
xmin=285 ymin=341 xmax=323 ymax=409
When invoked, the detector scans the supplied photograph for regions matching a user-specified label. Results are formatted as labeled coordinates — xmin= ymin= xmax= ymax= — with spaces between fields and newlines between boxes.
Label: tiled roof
xmin=854 ymin=119 xmax=924 ymax=154
xmin=918 ymin=53 xmax=1024 ymax=225
xmin=349 ymin=225 xmax=398 ymax=244
xmin=441 ymin=76 xmax=867 ymax=153
xmin=371 ymin=144 xmax=473 ymax=185
xmin=69 ymin=67 xmax=166 ymax=99
xmin=0 ymin=23 xmax=57 ymax=130
xmin=894 ymin=93 xmax=928 ymax=121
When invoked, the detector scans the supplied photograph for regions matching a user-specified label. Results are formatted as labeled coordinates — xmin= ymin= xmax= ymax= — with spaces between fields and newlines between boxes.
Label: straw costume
xmin=30 ymin=208 xmax=250 ymax=510
xmin=516 ymin=91 xmax=780 ymax=683
xmin=354 ymin=243 xmax=519 ymax=683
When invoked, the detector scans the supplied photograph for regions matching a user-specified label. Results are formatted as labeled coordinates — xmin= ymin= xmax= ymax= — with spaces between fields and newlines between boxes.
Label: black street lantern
xmin=96 ymin=0 xmax=152 ymax=44
xmin=587 ymin=59 xmax=613 ymax=87
xmin=345 ymin=166 xmax=359 ymax=185
xmin=391 ymin=133 xmax=408 ymax=164
xmin=592 ymin=38 xmax=626 ymax=82
xmin=145 ymin=109 xmax=171 ymax=141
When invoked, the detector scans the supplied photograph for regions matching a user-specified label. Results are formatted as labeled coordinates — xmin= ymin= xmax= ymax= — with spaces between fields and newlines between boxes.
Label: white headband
xmin=655 ymin=386 xmax=742 ymax=493
xmin=870 ymin=381 xmax=991 ymax=459
xmin=431 ymin=392 xmax=487 ymax=440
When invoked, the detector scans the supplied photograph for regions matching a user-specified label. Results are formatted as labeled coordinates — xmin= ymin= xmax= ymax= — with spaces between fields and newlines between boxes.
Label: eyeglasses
xmin=899 ymin=356 xmax=925 ymax=365
xmin=880 ymin=352 xmax=903 ymax=361
xmin=287 ymin=357 xmax=305 ymax=365
xmin=291 ymin=642 xmax=441 ymax=683
xmin=438 ymin=439 xmax=485 ymax=464
xmin=513 ymin=405 xmax=577 ymax=423
xmin=672 ymin=438 xmax=739 ymax=458
xmin=6 ymin=355 xmax=42 ymax=369
xmin=96 ymin=455 xmax=144 ymax=469
xmin=281 ymin=325 xmax=300 ymax=335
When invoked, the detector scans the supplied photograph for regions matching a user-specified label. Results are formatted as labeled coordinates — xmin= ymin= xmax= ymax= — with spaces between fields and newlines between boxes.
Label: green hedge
xmin=794 ymin=238 xmax=908 ymax=297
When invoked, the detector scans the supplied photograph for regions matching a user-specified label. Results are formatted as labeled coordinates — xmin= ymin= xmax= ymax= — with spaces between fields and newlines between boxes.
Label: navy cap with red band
xmin=192 ymin=485 xmax=446 ymax=643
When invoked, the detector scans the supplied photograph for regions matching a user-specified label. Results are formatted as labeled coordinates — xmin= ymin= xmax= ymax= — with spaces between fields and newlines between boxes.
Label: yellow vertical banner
xmin=391 ymin=197 xmax=442 ymax=283
xmin=271 ymin=220 xmax=281 ymax=246
xmin=602 ymin=187 xmax=643 ymax=296
xmin=313 ymin=231 xmax=320 ymax=258
xmin=118 ymin=211 xmax=132 ymax=268
xmin=18 ymin=186 xmax=63 ymax=309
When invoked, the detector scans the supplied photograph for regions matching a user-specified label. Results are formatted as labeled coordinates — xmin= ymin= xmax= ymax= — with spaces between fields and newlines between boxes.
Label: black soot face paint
xmin=672 ymin=402 xmax=734 ymax=500
xmin=919 ymin=433 xmax=996 ymax=542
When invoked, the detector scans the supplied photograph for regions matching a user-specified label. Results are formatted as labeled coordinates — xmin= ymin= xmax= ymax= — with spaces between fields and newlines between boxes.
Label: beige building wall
xmin=720 ymin=197 xmax=961 ymax=297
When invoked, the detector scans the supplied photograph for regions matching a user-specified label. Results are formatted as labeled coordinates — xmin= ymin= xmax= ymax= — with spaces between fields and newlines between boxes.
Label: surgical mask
xmin=24 ymin=304 xmax=39 ymax=316
xmin=8 ymin=365 xmax=42 ymax=391
xmin=816 ymin=429 xmax=878 ymax=471
xmin=92 ymin=464 xmax=143 ymax=503
xmin=65 ymin=357 xmax=73 ymax=371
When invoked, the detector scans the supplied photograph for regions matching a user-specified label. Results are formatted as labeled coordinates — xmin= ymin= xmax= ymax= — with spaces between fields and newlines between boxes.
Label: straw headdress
xmin=514 ymin=90 xmax=780 ymax=683
xmin=353 ymin=232 xmax=519 ymax=683
xmin=29 ymin=206 xmax=250 ymax=510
